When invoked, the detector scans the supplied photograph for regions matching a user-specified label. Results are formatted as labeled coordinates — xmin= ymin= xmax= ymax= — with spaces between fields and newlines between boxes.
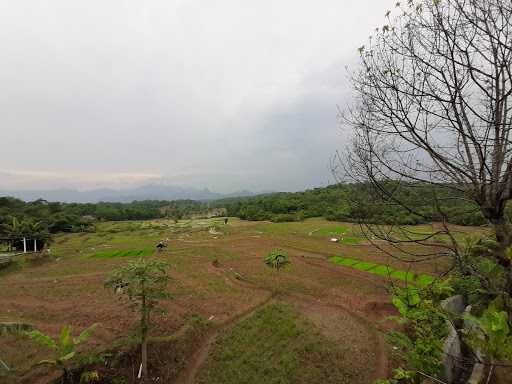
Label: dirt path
xmin=174 ymin=260 xmax=390 ymax=384
xmin=173 ymin=276 xmax=273 ymax=384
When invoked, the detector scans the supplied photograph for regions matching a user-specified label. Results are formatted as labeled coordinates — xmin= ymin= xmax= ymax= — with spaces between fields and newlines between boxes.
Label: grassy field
xmin=0 ymin=217 xmax=484 ymax=383
xmin=198 ymin=303 xmax=361 ymax=384
xmin=92 ymin=248 xmax=154 ymax=259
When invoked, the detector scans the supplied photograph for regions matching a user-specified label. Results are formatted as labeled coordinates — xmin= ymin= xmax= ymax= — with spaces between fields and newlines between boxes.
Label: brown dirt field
xmin=289 ymin=298 xmax=389 ymax=382
xmin=172 ymin=259 xmax=395 ymax=384
xmin=0 ymin=218 xmax=466 ymax=383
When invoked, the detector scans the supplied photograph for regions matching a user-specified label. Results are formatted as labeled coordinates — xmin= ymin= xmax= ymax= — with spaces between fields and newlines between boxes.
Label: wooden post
xmin=34 ymin=239 xmax=37 ymax=252
xmin=23 ymin=238 xmax=27 ymax=253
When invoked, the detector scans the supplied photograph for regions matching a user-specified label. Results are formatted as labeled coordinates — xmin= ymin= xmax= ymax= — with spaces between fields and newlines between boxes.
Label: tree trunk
xmin=62 ymin=367 xmax=70 ymax=384
xmin=141 ymin=333 xmax=148 ymax=379
xmin=493 ymin=218 xmax=512 ymax=260
xmin=274 ymin=268 xmax=279 ymax=296
xmin=488 ymin=216 xmax=512 ymax=299
xmin=141 ymin=284 xmax=148 ymax=379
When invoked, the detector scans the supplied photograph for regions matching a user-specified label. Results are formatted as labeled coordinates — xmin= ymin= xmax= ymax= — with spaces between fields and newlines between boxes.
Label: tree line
xmin=0 ymin=197 xmax=209 ymax=250
xmin=214 ymin=182 xmax=500 ymax=226
xmin=0 ymin=180 xmax=503 ymax=249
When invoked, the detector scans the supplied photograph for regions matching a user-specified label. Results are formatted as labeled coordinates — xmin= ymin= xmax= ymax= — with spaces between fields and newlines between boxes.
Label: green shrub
xmin=271 ymin=213 xmax=303 ymax=223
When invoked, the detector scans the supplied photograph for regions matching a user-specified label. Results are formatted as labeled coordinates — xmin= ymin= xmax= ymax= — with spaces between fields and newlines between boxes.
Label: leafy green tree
xmin=105 ymin=259 xmax=171 ymax=378
xmin=26 ymin=324 xmax=97 ymax=383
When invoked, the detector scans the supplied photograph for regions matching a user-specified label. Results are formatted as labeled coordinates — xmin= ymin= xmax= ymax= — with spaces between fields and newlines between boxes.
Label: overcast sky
xmin=0 ymin=0 xmax=390 ymax=192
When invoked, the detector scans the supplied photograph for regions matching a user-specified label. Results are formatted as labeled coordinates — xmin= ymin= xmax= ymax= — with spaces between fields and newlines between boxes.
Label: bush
xmin=271 ymin=213 xmax=303 ymax=223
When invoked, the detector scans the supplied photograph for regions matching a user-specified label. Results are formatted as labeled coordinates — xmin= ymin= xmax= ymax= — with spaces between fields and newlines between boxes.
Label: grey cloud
xmin=0 ymin=0 xmax=390 ymax=193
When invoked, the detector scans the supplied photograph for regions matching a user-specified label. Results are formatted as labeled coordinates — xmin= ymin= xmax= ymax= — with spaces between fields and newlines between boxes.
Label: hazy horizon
xmin=1 ymin=0 xmax=391 ymax=193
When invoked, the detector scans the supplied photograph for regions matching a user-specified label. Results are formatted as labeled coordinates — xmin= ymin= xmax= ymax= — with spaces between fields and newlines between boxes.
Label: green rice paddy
xmin=329 ymin=256 xmax=434 ymax=287
xmin=91 ymin=248 xmax=154 ymax=259
xmin=315 ymin=226 xmax=349 ymax=236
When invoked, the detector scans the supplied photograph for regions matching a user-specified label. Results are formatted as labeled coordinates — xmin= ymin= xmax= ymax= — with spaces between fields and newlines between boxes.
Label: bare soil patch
xmin=1 ymin=218 xmax=461 ymax=383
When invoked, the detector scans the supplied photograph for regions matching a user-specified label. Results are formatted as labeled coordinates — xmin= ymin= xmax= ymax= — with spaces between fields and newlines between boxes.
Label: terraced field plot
xmin=198 ymin=303 xmax=366 ymax=384
xmin=0 ymin=218 xmax=473 ymax=384
xmin=91 ymin=248 xmax=154 ymax=259
xmin=329 ymin=256 xmax=435 ymax=287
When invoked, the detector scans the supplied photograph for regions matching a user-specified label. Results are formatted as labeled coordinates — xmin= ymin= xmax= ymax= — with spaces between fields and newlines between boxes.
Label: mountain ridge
xmin=0 ymin=184 xmax=263 ymax=203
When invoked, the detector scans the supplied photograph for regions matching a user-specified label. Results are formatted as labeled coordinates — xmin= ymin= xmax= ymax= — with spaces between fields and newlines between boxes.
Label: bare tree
xmin=343 ymin=0 xmax=512 ymax=293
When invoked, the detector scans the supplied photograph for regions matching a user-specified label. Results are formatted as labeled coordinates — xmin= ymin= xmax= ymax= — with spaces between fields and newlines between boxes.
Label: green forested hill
xmin=213 ymin=183 xmax=490 ymax=226
xmin=0 ymin=183 xmax=496 ymax=243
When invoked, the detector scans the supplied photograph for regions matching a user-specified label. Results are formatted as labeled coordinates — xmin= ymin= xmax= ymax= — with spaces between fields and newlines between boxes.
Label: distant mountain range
xmin=0 ymin=184 xmax=262 ymax=203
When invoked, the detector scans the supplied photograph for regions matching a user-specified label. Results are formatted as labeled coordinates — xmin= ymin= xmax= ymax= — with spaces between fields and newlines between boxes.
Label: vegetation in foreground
xmin=343 ymin=0 xmax=512 ymax=382
xmin=27 ymin=324 xmax=97 ymax=383
xmin=105 ymin=258 xmax=172 ymax=379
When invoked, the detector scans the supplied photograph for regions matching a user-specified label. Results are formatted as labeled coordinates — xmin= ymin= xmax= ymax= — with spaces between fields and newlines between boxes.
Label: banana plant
xmin=264 ymin=248 xmax=289 ymax=271
xmin=2 ymin=217 xmax=46 ymax=236
xmin=264 ymin=249 xmax=290 ymax=293
xmin=2 ymin=217 xmax=26 ymax=237
xmin=27 ymin=324 xmax=97 ymax=383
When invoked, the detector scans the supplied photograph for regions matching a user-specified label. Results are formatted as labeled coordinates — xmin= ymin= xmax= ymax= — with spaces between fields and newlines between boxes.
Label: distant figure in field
xmin=156 ymin=240 xmax=167 ymax=251
xmin=224 ymin=218 xmax=228 ymax=225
